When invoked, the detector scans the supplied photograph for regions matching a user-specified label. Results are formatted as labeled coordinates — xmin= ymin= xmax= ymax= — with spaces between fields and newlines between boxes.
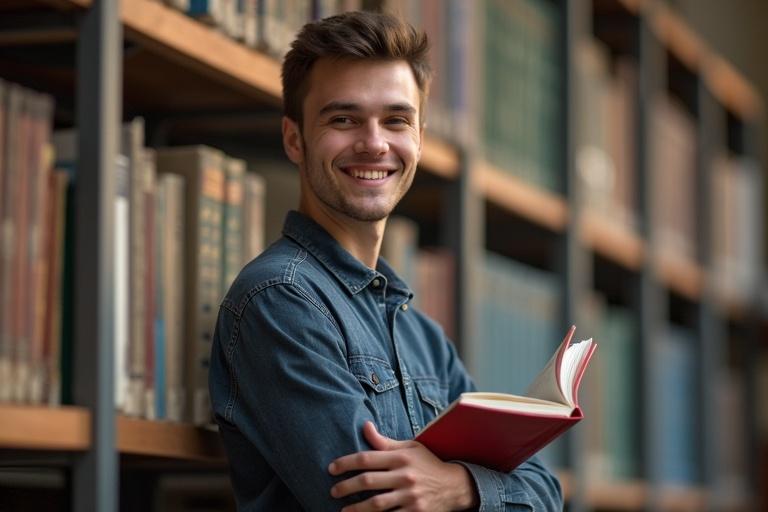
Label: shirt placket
xmin=388 ymin=295 xmax=421 ymax=436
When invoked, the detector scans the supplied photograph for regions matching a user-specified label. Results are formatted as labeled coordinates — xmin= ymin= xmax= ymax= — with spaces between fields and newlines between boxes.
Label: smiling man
xmin=209 ymin=11 xmax=563 ymax=511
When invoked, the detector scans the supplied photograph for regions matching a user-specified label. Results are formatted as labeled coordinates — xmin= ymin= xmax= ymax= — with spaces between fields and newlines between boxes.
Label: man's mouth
xmin=340 ymin=167 xmax=398 ymax=180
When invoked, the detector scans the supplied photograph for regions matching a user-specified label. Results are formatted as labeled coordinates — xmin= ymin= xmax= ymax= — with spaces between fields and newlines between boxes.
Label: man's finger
xmin=331 ymin=470 xmax=401 ymax=498
xmin=339 ymin=489 xmax=408 ymax=512
xmin=329 ymin=449 xmax=406 ymax=475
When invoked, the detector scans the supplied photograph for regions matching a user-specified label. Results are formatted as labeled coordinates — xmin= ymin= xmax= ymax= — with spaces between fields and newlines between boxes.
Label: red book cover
xmin=415 ymin=326 xmax=597 ymax=473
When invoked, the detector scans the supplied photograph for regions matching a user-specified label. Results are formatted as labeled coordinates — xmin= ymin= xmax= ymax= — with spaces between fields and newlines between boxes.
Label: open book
xmin=415 ymin=326 xmax=596 ymax=473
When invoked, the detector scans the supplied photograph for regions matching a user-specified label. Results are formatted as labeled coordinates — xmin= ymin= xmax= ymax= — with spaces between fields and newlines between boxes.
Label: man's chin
xmin=341 ymin=204 xmax=393 ymax=223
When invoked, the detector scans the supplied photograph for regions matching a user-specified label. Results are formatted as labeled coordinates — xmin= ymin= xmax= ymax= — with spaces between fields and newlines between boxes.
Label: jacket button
xmin=371 ymin=372 xmax=380 ymax=385
xmin=401 ymin=304 xmax=408 ymax=311
xmin=372 ymin=278 xmax=381 ymax=288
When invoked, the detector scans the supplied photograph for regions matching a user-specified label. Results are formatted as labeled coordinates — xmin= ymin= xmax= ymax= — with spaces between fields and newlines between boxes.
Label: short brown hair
xmin=281 ymin=11 xmax=431 ymax=127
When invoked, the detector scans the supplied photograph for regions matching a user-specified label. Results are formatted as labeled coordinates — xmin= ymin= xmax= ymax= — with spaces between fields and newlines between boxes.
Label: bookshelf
xmin=0 ymin=0 xmax=764 ymax=511
xmin=0 ymin=405 xmax=224 ymax=462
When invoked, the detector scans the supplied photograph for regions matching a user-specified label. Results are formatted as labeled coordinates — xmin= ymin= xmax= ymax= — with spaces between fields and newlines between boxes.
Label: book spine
xmin=154 ymin=174 xmax=167 ymax=420
xmin=28 ymin=94 xmax=55 ymax=404
xmin=125 ymin=118 xmax=146 ymax=417
xmin=194 ymin=152 xmax=224 ymax=424
xmin=11 ymin=88 xmax=32 ymax=403
xmin=114 ymin=153 xmax=131 ymax=412
xmin=242 ymin=172 xmax=265 ymax=264
xmin=222 ymin=158 xmax=245 ymax=297
xmin=163 ymin=173 xmax=186 ymax=422
xmin=44 ymin=170 xmax=69 ymax=406
xmin=142 ymin=149 xmax=157 ymax=420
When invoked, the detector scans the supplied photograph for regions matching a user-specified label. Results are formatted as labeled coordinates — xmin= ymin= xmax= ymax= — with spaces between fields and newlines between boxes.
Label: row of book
xmin=0 ymin=80 xmax=58 ymax=407
xmin=0 ymin=79 xmax=268 ymax=425
xmin=583 ymin=299 xmax=641 ymax=481
xmin=156 ymin=0 xmax=481 ymax=148
xmin=57 ymin=124 xmax=267 ymax=425
xmin=480 ymin=0 xmax=562 ymax=192
xmin=710 ymin=153 xmax=762 ymax=305
xmin=153 ymin=0 xmax=362 ymax=58
xmin=471 ymin=252 xmax=563 ymax=467
xmin=576 ymin=38 xmax=638 ymax=232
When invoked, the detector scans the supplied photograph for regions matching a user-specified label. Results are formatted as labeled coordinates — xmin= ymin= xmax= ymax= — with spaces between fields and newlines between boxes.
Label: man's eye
xmin=385 ymin=117 xmax=410 ymax=126
xmin=330 ymin=116 xmax=354 ymax=125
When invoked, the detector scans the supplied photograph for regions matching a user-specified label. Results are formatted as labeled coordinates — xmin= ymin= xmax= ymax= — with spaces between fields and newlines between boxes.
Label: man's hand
xmin=328 ymin=421 xmax=479 ymax=512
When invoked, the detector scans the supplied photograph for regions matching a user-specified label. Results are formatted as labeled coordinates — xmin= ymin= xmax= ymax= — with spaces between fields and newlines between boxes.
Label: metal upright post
xmin=695 ymin=82 xmax=725 ymax=511
xmin=73 ymin=1 xmax=122 ymax=511
xmin=636 ymin=7 xmax=666 ymax=511
xmin=741 ymin=120 xmax=764 ymax=505
xmin=560 ymin=0 xmax=590 ymax=510
xmin=443 ymin=149 xmax=480 ymax=360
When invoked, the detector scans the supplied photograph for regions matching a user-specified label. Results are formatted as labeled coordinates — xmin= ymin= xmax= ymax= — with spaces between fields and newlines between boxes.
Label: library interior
xmin=1 ymin=0 xmax=767 ymax=510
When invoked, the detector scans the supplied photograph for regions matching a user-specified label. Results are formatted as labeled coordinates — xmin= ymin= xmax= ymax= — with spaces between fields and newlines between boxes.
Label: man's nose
xmin=354 ymin=121 xmax=389 ymax=155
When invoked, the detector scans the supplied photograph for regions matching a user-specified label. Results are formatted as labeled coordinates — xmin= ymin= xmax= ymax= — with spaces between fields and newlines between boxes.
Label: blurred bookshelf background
xmin=0 ymin=0 xmax=766 ymax=511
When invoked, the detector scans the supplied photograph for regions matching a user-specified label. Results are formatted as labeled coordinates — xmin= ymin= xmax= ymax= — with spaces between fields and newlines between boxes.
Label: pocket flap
xmin=414 ymin=379 xmax=447 ymax=412
xmin=349 ymin=357 xmax=399 ymax=393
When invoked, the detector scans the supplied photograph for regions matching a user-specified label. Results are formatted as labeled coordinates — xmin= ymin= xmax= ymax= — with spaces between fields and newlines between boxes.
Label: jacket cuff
xmin=453 ymin=461 xmax=534 ymax=511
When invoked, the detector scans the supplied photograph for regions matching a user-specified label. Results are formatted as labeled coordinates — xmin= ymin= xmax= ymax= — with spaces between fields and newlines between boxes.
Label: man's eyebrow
xmin=385 ymin=103 xmax=417 ymax=115
xmin=318 ymin=102 xmax=361 ymax=116
xmin=317 ymin=101 xmax=417 ymax=116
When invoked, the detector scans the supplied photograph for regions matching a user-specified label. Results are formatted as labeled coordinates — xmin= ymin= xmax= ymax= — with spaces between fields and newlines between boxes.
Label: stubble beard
xmin=301 ymin=140 xmax=412 ymax=223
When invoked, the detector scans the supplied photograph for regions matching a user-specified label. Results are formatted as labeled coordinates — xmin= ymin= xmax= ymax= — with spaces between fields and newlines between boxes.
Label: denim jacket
xmin=209 ymin=211 xmax=563 ymax=511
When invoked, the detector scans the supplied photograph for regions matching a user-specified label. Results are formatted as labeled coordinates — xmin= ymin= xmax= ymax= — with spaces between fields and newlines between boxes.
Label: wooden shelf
xmin=648 ymin=2 xmax=763 ymax=120
xmin=580 ymin=210 xmax=645 ymax=271
xmin=16 ymin=0 xmax=457 ymax=177
xmin=117 ymin=416 xmax=225 ymax=462
xmin=657 ymin=485 xmax=710 ymax=512
xmin=473 ymin=161 xmax=568 ymax=232
xmin=585 ymin=479 xmax=649 ymax=510
xmin=0 ymin=405 xmax=224 ymax=462
xmin=655 ymin=251 xmax=704 ymax=301
xmin=648 ymin=3 xmax=708 ymax=73
xmin=0 ymin=404 xmax=90 ymax=451
xmin=419 ymin=136 xmax=461 ymax=179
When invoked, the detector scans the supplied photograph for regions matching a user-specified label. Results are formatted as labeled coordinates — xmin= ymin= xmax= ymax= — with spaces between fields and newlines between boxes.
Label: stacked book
xmin=575 ymin=38 xmax=638 ymax=231
xmin=0 ymin=114 xmax=268 ymax=426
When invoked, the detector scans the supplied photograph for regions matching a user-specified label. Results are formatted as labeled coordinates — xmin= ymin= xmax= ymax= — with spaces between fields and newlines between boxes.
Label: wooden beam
xmin=473 ymin=161 xmax=568 ymax=232
xmin=117 ymin=416 xmax=225 ymax=461
xmin=0 ymin=405 xmax=90 ymax=451
xmin=580 ymin=210 xmax=645 ymax=270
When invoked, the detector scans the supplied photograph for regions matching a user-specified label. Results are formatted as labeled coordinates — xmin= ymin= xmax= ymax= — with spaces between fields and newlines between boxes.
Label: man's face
xmin=284 ymin=58 xmax=423 ymax=223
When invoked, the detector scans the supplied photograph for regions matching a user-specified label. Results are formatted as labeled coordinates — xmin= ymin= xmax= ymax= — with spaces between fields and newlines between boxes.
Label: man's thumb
xmin=363 ymin=421 xmax=401 ymax=450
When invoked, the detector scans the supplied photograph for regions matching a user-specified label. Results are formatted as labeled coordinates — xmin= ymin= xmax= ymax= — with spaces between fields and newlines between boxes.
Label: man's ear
xmin=282 ymin=116 xmax=304 ymax=165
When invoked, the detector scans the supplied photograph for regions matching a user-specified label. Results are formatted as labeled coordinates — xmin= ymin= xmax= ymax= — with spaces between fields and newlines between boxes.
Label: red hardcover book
xmin=415 ymin=326 xmax=597 ymax=473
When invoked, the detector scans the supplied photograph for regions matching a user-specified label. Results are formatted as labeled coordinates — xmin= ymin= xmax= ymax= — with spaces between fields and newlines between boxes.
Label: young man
xmin=209 ymin=11 xmax=563 ymax=511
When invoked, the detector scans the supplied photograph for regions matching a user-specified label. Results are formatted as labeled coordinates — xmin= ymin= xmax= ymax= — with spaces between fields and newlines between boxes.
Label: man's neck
xmin=298 ymin=201 xmax=385 ymax=270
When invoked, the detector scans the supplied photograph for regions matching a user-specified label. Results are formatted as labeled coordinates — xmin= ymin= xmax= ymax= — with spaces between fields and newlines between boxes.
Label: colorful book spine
xmin=125 ymin=118 xmax=148 ymax=417
xmin=157 ymin=145 xmax=225 ymax=425
xmin=159 ymin=173 xmax=186 ymax=422
xmin=242 ymin=172 xmax=266 ymax=265
xmin=222 ymin=157 xmax=245 ymax=297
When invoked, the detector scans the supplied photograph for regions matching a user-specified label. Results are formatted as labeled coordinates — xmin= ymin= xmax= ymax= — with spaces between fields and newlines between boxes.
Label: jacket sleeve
xmin=442 ymin=336 xmax=564 ymax=511
xmin=209 ymin=283 xmax=379 ymax=511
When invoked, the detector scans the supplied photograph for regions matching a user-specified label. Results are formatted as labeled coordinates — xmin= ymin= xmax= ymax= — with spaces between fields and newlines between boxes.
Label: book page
xmin=525 ymin=345 xmax=568 ymax=405
xmin=560 ymin=338 xmax=594 ymax=404
xmin=524 ymin=327 xmax=575 ymax=406
xmin=461 ymin=392 xmax=573 ymax=417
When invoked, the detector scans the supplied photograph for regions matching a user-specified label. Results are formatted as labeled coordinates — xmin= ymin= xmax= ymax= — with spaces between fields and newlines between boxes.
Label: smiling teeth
xmin=351 ymin=169 xmax=388 ymax=180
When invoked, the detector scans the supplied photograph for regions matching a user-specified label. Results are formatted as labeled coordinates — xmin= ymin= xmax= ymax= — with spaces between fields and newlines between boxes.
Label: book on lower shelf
xmin=415 ymin=326 xmax=596 ymax=472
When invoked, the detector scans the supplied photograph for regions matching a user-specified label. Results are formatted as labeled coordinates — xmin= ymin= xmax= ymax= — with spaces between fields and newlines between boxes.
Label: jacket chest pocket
xmin=349 ymin=357 xmax=403 ymax=438
xmin=414 ymin=378 xmax=448 ymax=427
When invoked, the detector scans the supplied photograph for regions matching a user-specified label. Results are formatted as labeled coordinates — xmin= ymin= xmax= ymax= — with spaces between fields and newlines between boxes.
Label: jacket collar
xmin=282 ymin=210 xmax=412 ymax=298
